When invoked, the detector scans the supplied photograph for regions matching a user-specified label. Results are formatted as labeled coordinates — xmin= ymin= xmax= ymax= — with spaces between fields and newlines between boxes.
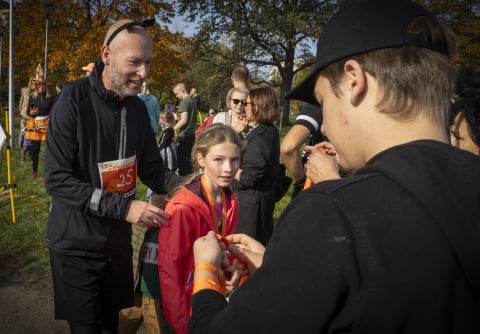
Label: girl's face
xmin=197 ymin=141 xmax=241 ymax=192
xmin=450 ymin=112 xmax=480 ymax=155
xmin=229 ymin=92 xmax=247 ymax=118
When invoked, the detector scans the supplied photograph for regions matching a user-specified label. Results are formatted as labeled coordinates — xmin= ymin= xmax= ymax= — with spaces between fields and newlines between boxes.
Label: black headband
xmin=105 ymin=18 xmax=155 ymax=46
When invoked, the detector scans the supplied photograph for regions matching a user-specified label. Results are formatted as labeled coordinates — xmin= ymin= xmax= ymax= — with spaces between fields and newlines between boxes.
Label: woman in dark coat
xmin=232 ymin=86 xmax=280 ymax=245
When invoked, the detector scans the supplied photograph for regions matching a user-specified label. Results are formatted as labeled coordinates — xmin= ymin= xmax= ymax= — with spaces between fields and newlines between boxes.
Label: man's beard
xmin=109 ymin=64 xmax=141 ymax=97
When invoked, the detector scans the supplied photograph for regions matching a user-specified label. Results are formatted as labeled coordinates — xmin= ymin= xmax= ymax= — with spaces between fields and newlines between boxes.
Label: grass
xmin=0 ymin=109 xmax=295 ymax=280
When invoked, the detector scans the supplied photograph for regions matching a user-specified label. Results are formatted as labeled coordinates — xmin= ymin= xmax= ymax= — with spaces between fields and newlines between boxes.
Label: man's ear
xmin=101 ymin=46 xmax=110 ymax=66
xmin=343 ymin=60 xmax=367 ymax=106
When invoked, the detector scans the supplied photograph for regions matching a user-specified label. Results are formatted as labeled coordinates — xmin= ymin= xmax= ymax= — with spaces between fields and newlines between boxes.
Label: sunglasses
xmin=231 ymin=98 xmax=247 ymax=106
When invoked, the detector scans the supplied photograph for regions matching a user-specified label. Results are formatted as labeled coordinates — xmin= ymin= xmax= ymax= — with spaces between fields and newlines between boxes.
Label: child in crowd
xmin=117 ymin=195 xmax=173 ymax=334
xmin=158 ymin=110 xmax=177 ymax=173
xmin=158 ymin=124 xmax=243 ymax=334
xmin=18 ymin=119 xmax=32 ymax=162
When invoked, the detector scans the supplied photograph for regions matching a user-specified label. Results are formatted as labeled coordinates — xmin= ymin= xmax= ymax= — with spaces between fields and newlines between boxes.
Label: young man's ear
xmin=343 ymin=60 xmax=367 ymax=106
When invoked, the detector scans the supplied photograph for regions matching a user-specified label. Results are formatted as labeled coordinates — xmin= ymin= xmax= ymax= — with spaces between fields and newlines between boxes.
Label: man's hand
xmin=305 ymin=142 xmax=341 ymax=184
xmin=193 ymin=231 xmax=224 ymax=268
xmin=226 ymin=233 xmax=265 ymax=274
xmin=125 ymin=200 xmax=170 ymax=228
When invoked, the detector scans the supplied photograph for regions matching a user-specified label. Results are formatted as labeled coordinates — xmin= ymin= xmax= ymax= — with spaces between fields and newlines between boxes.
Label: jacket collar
xmin=89 ymin=60 xmax=127 ymax=109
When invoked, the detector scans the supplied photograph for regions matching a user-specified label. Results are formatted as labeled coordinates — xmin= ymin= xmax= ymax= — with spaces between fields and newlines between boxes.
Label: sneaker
xmin=31 ymin=172 xmax=37 ymax=179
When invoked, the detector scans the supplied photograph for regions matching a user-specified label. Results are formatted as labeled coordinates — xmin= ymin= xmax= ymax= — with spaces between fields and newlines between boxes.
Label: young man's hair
xmin=249 ymin=86 xmax=280 ymax=124
xmin=321 ymin=16 xmax=456 ymax=128
xmin=231 ymin=65 xmax=250 ymax=85
xmin=173 ymin=83 xmax=187 ymax=94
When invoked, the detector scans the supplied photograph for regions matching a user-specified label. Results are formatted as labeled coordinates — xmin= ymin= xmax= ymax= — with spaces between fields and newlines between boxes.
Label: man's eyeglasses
xmin=231 ymin=99 xmax=247 ymax=106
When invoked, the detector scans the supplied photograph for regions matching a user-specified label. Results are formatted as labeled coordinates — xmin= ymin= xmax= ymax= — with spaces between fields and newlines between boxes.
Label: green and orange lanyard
xmin=200 ymin=174 xmax=227 ymax=237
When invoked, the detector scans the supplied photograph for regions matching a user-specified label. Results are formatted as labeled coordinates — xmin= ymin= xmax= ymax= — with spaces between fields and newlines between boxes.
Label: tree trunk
xmin=279 ymin=48 xmax=295 ymax=128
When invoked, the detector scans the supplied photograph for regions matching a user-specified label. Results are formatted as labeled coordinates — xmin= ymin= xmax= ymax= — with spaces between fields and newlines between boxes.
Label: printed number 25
xmin=117 ymin=169 xmax=134 ymax=187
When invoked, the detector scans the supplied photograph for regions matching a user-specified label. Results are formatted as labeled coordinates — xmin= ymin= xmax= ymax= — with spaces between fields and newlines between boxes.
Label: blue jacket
xmin=138 ymin=93 xmax=160 ymax=134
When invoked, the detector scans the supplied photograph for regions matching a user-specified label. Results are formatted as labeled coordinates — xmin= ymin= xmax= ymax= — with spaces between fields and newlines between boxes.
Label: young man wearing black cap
xmin=188 ymin=0 xmax=480 ymax=333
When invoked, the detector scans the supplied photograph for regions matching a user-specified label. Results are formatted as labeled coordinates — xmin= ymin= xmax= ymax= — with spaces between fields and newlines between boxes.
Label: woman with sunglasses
xmin=212 ymin=87 xmax=250 ymax=134
xmin=231 ymin=86 xmax=281 ymax=245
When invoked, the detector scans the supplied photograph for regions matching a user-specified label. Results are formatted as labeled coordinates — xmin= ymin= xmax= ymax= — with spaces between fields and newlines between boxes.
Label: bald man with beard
xmin=43 ymin=19 xmax=181 ymax=334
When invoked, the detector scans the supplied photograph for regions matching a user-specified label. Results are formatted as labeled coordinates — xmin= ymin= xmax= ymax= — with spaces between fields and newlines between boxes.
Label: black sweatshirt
xmin=189 ymin=140 xmax=480 ymax=334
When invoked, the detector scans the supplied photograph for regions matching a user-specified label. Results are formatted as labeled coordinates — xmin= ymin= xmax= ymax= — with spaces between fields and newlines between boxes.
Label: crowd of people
xmin=11 ymin=0 xmax=480 ymax=333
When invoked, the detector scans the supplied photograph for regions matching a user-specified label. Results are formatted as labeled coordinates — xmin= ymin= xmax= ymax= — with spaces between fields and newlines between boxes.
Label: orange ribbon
xmin=200 ymin=174 xmax=227 ymax=236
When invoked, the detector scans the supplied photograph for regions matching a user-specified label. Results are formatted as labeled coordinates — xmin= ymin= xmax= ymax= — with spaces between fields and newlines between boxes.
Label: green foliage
xmin=177 ymin=0 xmax=344 ymax=123
xmin=416 ymin=0 xmax=480 ymax=69
xmin=6 ymin=0 xmax=191 ymax=96
xmin=184 ymin=43 xmax=237 ymax=112
xmin=0 ymin=112 xmax=51 ymax=277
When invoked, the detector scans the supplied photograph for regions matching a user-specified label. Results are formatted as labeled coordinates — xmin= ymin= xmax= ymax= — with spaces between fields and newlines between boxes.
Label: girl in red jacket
xmin=158 ymin=124 xmax=243 ymax=334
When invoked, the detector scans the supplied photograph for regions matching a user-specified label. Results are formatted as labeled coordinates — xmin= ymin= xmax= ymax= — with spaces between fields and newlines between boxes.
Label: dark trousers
xmin=29 ymin=140 xmax=41 ymax=172
xmin=50 ymin=250 xmax=134 ymax=333
xmin=176 ymin=134 xmax=195 ymax=176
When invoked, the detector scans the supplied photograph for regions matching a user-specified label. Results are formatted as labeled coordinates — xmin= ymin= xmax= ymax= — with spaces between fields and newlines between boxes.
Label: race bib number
xmin=142 ymin=242 xmax=159 ymax=265
xmin=98 ymin=155 xmax=137 ymax=198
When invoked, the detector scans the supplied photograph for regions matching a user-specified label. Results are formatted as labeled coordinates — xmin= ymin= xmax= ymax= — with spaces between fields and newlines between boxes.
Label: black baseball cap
xmin=286 ymin=0 xmax=449 ymax=105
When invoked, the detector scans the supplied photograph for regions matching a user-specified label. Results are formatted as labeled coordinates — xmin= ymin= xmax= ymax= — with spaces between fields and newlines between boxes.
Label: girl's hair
xmin=226 ymin=86 xmax=249 ymax=106
xmin=141 ymin=80 xmax=152 ymax=95
xmin=450 ymin=67 xmax=480 ymax=146
xmin=163 ymin=111 xmax=176 ymax=127
xmin=249 ymin=86 xmax=280 ymax=124
xmin=191 ymin=123 xmax=243 ymax=170
xmin=167 ymin=124 xmax=243 ymax=199
xmin=28 ymin=77 xmax=36 ymax=88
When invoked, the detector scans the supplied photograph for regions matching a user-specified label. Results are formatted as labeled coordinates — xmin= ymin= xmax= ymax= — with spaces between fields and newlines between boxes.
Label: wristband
xmin=194 ymin=262 xmax=220 ymax=276
xmin=193 ymin=262 xmax=226 ymax=295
